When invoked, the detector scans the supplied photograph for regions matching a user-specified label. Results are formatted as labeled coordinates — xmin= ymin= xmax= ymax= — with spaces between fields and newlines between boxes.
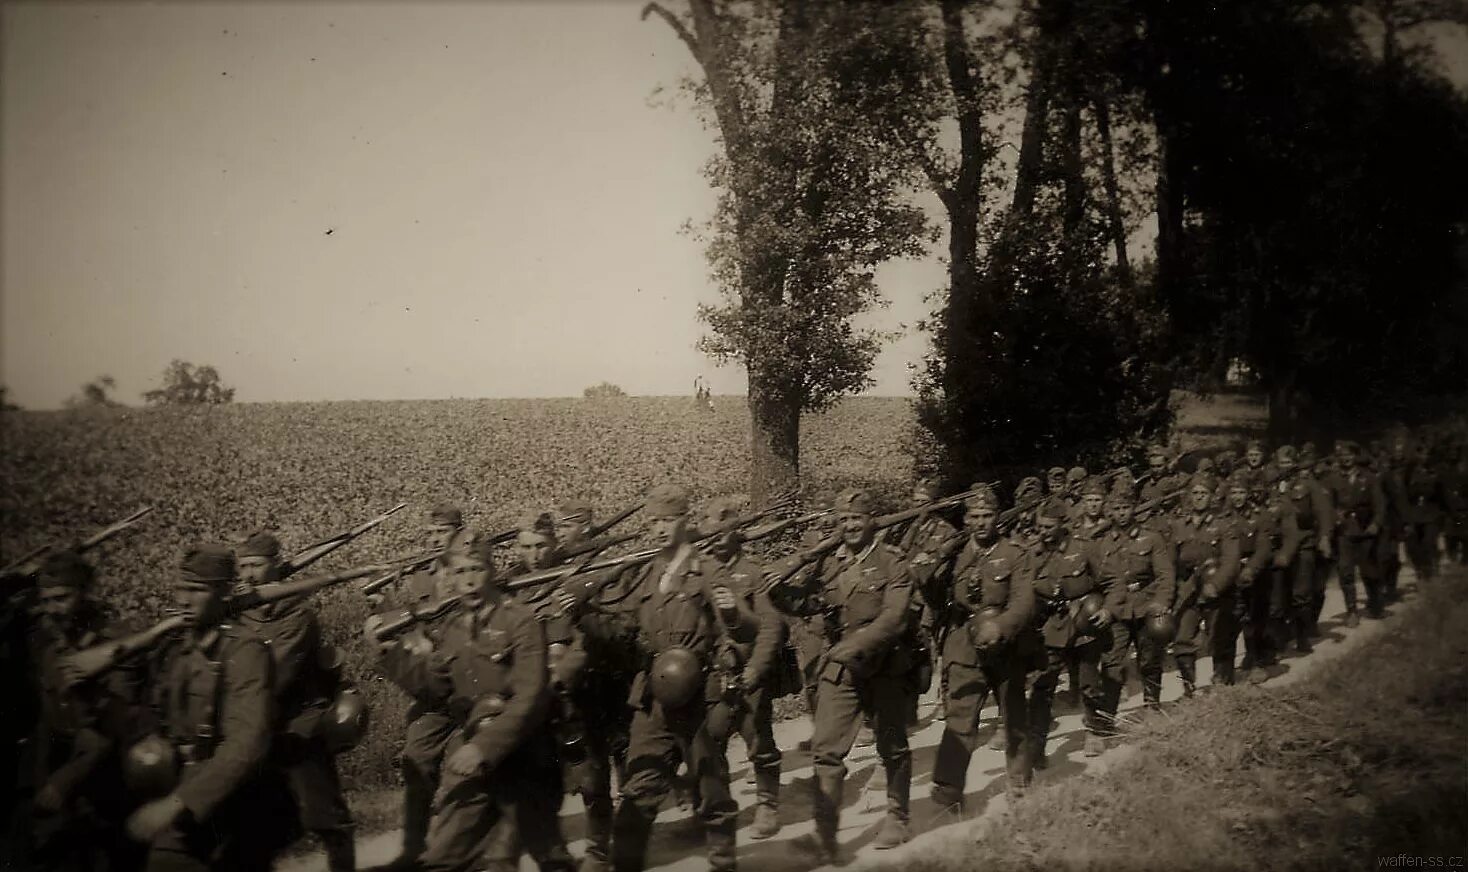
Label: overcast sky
xmin=3 ymin=3 xmax=1464 ymax=409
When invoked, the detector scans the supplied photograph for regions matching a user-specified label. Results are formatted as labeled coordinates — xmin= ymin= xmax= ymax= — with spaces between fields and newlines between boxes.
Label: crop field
xmin=0 ymin=396 xmax=916 ymax=789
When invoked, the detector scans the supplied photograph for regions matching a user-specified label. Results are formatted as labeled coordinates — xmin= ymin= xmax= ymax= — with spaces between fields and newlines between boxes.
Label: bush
xmin=582 ymin=382 xmax=627 ymax=400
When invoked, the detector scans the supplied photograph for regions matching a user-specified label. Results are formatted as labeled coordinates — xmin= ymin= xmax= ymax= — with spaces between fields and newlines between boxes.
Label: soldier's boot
xmin=318 ymin=829 xmax=356 ymax=872
xmin=704 ymin=817 xmax=738 ymax=872
xmin=610 ymin=797 xmax=658 ymax=872
xmin=1213 ymin=657 xmax=1236 ymax=687
xmin=1176 ymin=656 xmax=1197 ymax=698
xmin=1364 ymin=580 xmax=1385 ymax=618
xmin=811 ymin=769 xmax=844 ymax=863
xmin=395 ymin=766 xmax=436 ymax=867
xmin=930 ymin=783 xmax=964 ymax=816
xmin=987 ymin=720 xmax=1007 ymax=751
xmin=580 ymin=784 xmax=615 ymax=871
xmin=1083 ymin=732 xmax=1106 ymax=757
xmin=875 ymin=749 xmax=912 ymax=849
xmin=749 ymin=767 xmax=782 ymax=841
xmin=1294 ymin=612 xmax=1314 ymax=654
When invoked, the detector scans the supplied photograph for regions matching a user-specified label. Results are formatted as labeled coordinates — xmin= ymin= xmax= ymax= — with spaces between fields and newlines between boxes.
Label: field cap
xmin=964 ymin=484 xmax=999 ymax=511
xmin=237 ymin=532 xmax=281 ymax=560
xmin=179 ymin=545 xmax=237 ymax=588
xmin=518 ymin=511 xmax=556 ymax=539
xmin=647 ymin=484 xmax=691 ymax=517
xmin=834 ymin=488 xmax=877 ymax=516
xmin=430 ymin=503 xmax=464 ymax=528
xmin=555 ymin=500 xmax=593 ymax=524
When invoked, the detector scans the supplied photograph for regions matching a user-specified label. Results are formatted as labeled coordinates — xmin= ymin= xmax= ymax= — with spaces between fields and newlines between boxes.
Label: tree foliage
xmin=645 ymin=0 xmax=931 ymax=500
xmin=142 ymin=360 xmax=236 ymax=406
xmin=583 ymin=381 xmax=628 ymax=399
xmin=65 ymin=375 xmax=122 ymax=409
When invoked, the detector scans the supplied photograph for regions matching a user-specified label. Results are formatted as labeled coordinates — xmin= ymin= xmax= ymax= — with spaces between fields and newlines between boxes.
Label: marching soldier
xmin=1267 ymin=450 xmax=1333 ymax=660
xmin=233 ymin=532 xmax=357 ymax=872
xmin=766 ymin=489 xmax=917 ymax=861
xmin=1168 ymin=473 xmax=1244 ymax=692
xmin=1025 ymin=499 xmax=1113 ymax=762
xmin=894 ymin=477 xmax=957 ymax=720
xmin=930 ymin=485 xmax=1036 ymax=813
xmin=1139 ymin=443 xmax=1186 ymax=508
xmin=376 ymin=504 xmax=469 ymax=869
xmin=1334 ymin=441 xmax=1389 ymax=624
xmin=1379 ymin=433 xmax=1412 ymax=602
xmin=1400 ymin=440 xmax=1447 ymax=582
xmin=1216 ymin=472 xmax=1276 ymax=682
xmin=1444 ymin=443 xmax=1468 ymax=564
xmin=1069 ymin=478 xmax=1110 ymax=541
xmin=1095 ymin=483 xmax=1176 ymax=716
xmin=569 ymin=484 xmax=755 ymax=872
xmin=128 ymin=545 xmax=283 ymax=872
xmin=1045 ymin=467 xmax=1069 ymax=498
xmin=23 ymin=550 xmax=150 ymax=872
xmin=700 ymin=498 xmax=787 ymax=841
xmin=380 ymin=537 xmax=574 ymax=872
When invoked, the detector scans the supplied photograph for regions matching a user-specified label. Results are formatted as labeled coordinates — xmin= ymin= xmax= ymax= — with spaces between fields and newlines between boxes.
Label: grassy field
xmin=887 ymin=569 xmax=1468 ymax=872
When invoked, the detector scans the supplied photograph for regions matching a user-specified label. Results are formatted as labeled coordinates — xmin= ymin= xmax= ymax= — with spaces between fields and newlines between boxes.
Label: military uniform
xmin=1334 ymin=455 xmax=1388 ymax=619
xmin=1216 ymin=483 xmax=1275 ymax=673
xmin=1444 ymin=450 xmax=1468 ymax=563
xmin=1400 ymin=453 xmax=1446 ymax=581
xmin=146 ymin=623 xmax=281 ymax=870
xmin=582 ymin=540 xmax=755 ymax=872
xmin=1378 ymin=447 xmax=1410 ymax=599
xmin=1095 ymin=517 xmax=1176 ymax=713
xmin=1168 ymin=503 xmax=1243 ymax=690
xmin=392 ymin=581 xmax=571 ymax=872
xmin=897 ymin=511 xmax=958 ymax=707
xmin=1269 ymin=470 xmax=1333 ymax=654
xmin=25 ymin=586 xmax=150 ymax=872
xmin=1025 ymin=523 xmax=1112 ymax=752
xmin=711 ymin=547 xmax=786 ymax=837
xmin=768 ymin=495 xmax=917 ymax=855
xmin=382 ymin=561 xmax=464 ymax=861
xmin=237 ymin=600 xmax=355 ymax=871
xmin=930 ymin=528 xmax=1035 ymax=806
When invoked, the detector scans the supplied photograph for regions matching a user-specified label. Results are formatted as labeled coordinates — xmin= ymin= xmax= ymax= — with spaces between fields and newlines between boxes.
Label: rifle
xmin=487 ymin=499 xmax=646 ymax=548
xmin=3 ymin=506 xmax=155 ymax=583
xmin=760 ymin=486 xmax=993 ymax=591
xmin=54 ymin=552 xmax=431 ymax=686
xmin=278 ymin=503 xmax=408 ymax=579
xmin=371 ymin=494 xmax=795 ymax=643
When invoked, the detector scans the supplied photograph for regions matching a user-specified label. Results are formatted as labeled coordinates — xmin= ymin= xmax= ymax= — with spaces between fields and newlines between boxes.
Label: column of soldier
xmin=5 ymin=424 xmax=1466 ymax=872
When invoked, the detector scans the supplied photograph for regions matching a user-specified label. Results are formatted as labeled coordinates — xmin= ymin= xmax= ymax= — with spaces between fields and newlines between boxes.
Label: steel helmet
xmin=649 ymin=646 xmax=704 ymax=709
xmin=967 ymin=605 xmax=1005 ymax=649
xmin=123 ymin=734 xmax=180 ymax=799
xmin=1145 ymin=611 xmax=1178 ymax=642
xmin=319 ymin=687 xmax=371 ymax=753
xmin=1078 ymin=592 xmax=1106 ymax=623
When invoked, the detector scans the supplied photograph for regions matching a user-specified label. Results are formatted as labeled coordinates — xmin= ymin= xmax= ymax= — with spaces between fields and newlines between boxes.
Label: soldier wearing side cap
xmin=511 ymin=509 xmax=627 ymax=872
xmin=1094 ymin=482 xmax=1177 ymax=716
xmin=1168 ymin=473 xmax=1244 ymax=692
xmin=1263 ymin=448 xmax=1333 ymax=663
xmin=1012 ymin=477 xmax=1046 ymax=548
xmin=128 ymin=545 xmax=282 ymax=872
xmin=567 ymin=484 xmax=757 ymax=872
xmin=1399 ymin=439 xmax=1447 ymax=583
xmin=1069 ymin=477 xmax=1110 ymax=541
xmin=390 ymin=537 xmax=574 ymax=872
xmin=765 ymin=488 xmax=917 ymax=860
xmin=1024 ymin=498 xmax=1114 ymax=762
xmin=930 ymin=485 xmax=1036 ymax=812
xmin=21 ymin=550 xmax=150 ymax=872
xmin=699 ymin=497 xmax=787 ymax=841
xmin=1216 ymin=472 xmax=1278 ymax=683
xmin=369 ymin=504 xmax=470 ymax=870
xmin=1332 ymin=441 xmax=1389 ymax=624
xmin=233 ymin=532 xmax=357 ymax=872
xmin=892 ymin=477 xmax=958 ymax=721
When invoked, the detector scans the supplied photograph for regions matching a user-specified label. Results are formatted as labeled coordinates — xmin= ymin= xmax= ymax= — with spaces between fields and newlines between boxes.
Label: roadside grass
xmin=893 ymin=569 xmax=1468 ymax=872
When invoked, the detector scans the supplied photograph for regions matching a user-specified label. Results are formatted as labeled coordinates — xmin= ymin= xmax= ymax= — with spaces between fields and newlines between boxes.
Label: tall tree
xmin=643 ymin=0 xmax=929 ymax=501
xmin=864 ymin=0 xmax=1172 ymax=485
xmin=142 ymin=360 xmax=236 ymax=406
xmin=65 ymin=375 xmax=121 ymax=409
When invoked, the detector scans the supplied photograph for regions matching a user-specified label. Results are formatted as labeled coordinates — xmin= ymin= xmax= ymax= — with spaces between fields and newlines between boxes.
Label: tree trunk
xmin=1093 ymin=96 xmax=1134 ymax=287
xmin=1154 ymin=123 xmax=1186 ymax=311
xmin=748 ymin=379 xmax=801 ymax=504
xmin=937 ymin=0 xmax=987 ymax=406
xmin=1060 ymin=94 xmax=1085 ymax=236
